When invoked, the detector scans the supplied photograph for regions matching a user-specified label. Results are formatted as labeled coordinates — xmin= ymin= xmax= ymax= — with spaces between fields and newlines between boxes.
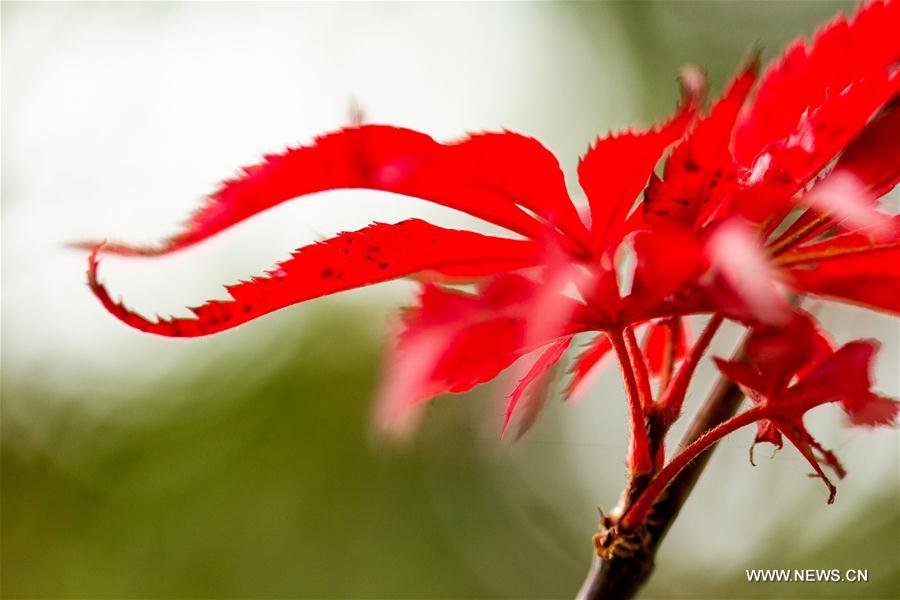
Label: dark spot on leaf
xmin=684 ymin=159 xmax=701 ymax=172
xmin=243 ymin=304 xmax=252 ymax=313
xmin=321 ymin=267 xmax=333 ymax=279
xmin=379 ymin=262 xmax=389 ymax=269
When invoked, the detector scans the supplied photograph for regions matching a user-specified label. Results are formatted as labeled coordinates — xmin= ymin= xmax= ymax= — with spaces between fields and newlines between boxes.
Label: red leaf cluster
xmin=80 ymin=1 xmax=899 ymax=511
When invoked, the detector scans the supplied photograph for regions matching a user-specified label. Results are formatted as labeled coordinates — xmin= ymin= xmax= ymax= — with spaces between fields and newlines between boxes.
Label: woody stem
xmin=578 ymin=332 xmax=749 ymax=600
xmin=620 ymin=405 xmax=765 ymax=529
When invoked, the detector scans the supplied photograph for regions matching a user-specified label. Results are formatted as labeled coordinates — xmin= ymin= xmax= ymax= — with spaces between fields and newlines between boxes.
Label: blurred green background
xmin=2 ymin=2 xmax=897 ymax=599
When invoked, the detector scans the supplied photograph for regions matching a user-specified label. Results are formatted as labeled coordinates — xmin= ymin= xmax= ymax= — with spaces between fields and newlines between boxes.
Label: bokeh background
xmin=2 ymin=2 xmax=897 ymax=598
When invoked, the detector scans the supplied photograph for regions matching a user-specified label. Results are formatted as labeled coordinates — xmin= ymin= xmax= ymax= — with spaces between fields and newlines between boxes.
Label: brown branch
xmin=577 ymin=346 xmax=747 ymax=599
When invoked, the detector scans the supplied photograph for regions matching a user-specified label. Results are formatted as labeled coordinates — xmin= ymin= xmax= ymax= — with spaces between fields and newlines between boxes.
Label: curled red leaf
xmin=77 ymin=126 xmax=590 ymax=256
xmin=715 ymin=319 xmax=898 ymax=502
xmin=88 ymin=219 xmax=539 ymax=337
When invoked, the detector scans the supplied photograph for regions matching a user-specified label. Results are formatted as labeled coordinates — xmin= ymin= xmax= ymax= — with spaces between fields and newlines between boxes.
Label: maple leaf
xmin=644 ymin=57 xmax=758 ymax=229
xmin=567 ymin=333 xmax=615 ymax=401
xmin=622 ymin=310 xmax=897 ymax=529
xmin=773 ymin=215 xmax=900 ymax=316
xmin=88 ymin=220 xmax=539 ymax=337
xmin=578 ymin=71 xmax=703 ymax=250
xmin=833 ymin=98 xmax=900 ymax=198
xmin=503 ymin=338 xmax=572 ymax=439
xmin=373 ymin=274 xmax=588 ymax=437
xmin=715 ymin=314 xmax=898 ymax=502
xmin=77 ymin=126 xmax=588 ymax=256
xmin=78 ymin=0 xmax=899 ymax=455
xmin=734 ymin=0 xmax=900 ymax=172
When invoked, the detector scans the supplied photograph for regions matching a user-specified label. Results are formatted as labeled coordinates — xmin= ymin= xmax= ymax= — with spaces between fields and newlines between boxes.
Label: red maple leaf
xmin=715 ymin=314 xmax=897 ymax=502
xmin=621 ymin=314 xmax=897 ymax=528
xmin=79 ymin=0 xmax=899 ymax=508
